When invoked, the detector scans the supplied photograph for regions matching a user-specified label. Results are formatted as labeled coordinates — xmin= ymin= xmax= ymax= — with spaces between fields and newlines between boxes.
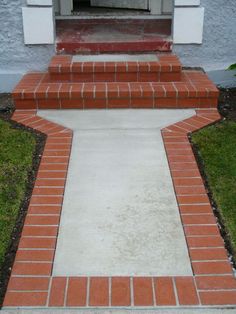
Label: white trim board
xmin=173 ymin=7 xmax=204 ymax=44
xmin=175 ymin=0 xmax=200 ymax=6
xmin=22 ymin=7 xmax=54 ymax=44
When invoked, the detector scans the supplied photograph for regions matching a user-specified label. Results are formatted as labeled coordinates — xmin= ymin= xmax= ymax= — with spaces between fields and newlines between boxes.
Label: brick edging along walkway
xmin=3 ymin=109 xmax=236 ymax=308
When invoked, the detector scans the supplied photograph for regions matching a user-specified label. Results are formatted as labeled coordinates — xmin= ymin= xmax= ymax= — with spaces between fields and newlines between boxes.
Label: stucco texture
xmin=0 ymin=0 xmax=54 ymax=73
xmin=174 ymin=0 xmax=236 ymax=71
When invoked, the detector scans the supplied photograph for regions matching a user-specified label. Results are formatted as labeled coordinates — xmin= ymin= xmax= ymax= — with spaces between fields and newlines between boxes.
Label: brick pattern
xmin=48 ymin=55 xmax=182 ymax=82
xmin=12 ymin=54 xmax=219 ymax=110
xmin=13 ymin=70 xmax=219 ymax=110
xmin=3 ymin=108 xmax=236 ymax=308
xmin=162 ymin=108 xmax=236 ymax=306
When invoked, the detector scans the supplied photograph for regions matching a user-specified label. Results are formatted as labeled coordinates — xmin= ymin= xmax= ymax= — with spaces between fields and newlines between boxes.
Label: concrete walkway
xmin=38 ymin=109 xmax=194 ymax=277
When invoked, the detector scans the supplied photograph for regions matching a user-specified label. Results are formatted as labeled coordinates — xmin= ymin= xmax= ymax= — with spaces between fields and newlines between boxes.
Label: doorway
xmin=55 ymin=0 xmax=173 ymax=54
xmin=72 ymin=0 xmax=150 ymax=15
xmin=57 ymin=0 xmax=173 ymax=17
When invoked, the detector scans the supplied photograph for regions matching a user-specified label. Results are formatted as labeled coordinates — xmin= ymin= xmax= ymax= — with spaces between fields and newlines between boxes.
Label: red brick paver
xmin=111 ymin=277 xmax=131 ymax=306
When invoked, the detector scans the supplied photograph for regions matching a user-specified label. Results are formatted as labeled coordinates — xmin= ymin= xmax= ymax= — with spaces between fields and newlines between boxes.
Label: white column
xmin=173 ymin=0 xmax=204 ymax=44
xmin=22 ymin=0 xmax=55 ymax=44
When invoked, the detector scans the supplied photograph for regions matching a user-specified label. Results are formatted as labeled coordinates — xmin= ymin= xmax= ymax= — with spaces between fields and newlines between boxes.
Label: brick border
xmin=3 ymin=110 xmax=73 ymax=307
xmin=3 ymin=108 xmax=236 ymax=308
xmin=162 ymin=108 xmax=236 ymax=306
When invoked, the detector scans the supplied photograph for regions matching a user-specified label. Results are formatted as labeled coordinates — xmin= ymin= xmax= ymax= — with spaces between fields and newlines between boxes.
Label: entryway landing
xmin=56 ymin=19 xmax=172 ymax=54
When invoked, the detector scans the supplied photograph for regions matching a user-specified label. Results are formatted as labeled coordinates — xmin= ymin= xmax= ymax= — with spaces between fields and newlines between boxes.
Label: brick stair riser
xmin=56 ymin=41 xmax=172 ymax=54
xmin=13 ymin=78 xmax=219 ymax=110
xmin=49 ymin=71 xmax=181 ymax=83
xmin=14 ymin=97 xmax=218 ymax=110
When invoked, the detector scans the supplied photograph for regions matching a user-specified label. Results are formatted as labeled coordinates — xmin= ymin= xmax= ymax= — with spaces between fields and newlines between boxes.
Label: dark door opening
xmin=73 ymin=0 xmax=90 ymax=10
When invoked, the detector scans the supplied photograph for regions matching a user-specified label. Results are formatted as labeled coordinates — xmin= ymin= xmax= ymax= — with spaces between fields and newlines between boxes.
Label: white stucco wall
xmin=174 ymin=0 xmax=236 ymax=71
xmin=0 ymin=0 xmax=55 ymax=92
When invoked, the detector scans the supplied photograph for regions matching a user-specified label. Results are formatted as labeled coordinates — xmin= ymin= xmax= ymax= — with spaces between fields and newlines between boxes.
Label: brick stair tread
xmin=13 ymin=71 xmax=219 ymax=100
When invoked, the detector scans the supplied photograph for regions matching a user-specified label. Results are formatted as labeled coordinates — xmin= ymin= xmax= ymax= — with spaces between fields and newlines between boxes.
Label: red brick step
xmin=48 ymin=55 xmax=182 ymax=83
xmin=56 ymin=19 xmax=172 ymax=54
xmin=13 ymin=70 xmax=219 ymax=109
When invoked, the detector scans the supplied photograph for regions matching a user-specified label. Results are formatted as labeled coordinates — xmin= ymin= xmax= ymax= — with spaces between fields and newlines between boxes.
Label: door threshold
xmin=55 ymin=15 xmax=172 ymax=20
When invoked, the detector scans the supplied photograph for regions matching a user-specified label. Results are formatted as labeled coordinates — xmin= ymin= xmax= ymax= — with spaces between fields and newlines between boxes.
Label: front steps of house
xmin=13 ymin=54 xmax=219 ymax=109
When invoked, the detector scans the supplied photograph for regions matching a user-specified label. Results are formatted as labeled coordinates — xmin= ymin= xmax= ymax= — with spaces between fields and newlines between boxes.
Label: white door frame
xmin=59 ymin=0 xmax=73 ymax=15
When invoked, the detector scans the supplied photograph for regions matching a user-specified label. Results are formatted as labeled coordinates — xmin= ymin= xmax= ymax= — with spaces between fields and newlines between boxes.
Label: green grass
xmin=0 ymin=119 xmax=36 ymax=268
xmin=192 ymin=120 xmax=236 ymax=257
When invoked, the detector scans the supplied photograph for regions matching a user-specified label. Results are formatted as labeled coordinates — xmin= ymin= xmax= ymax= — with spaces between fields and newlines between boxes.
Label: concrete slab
xmin=72 ymin=54 xmax=158 ymax=62
xmin=207 ymin=69 xmax=236 ymax=88
xmin=0 ymin=72 xmax=24 ymax=93
xmin=38 ymin=109 xmax=195 ymax=277
xmin=38 ymin=109 xmax=195 ymax=131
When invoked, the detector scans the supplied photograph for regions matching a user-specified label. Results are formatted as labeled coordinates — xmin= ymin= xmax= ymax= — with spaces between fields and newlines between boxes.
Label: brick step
xmin=56 ymin=19 xmax=172 ymax=54
xmin=56 ymin=38 xmax=172 ymax=55
xmin=13 ymin=71 xmax=219 ymax=110
xmin=49 ymin=54 xmax=182 ymax=83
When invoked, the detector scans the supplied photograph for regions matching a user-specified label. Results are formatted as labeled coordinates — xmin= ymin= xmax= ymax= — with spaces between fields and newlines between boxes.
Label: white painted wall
xmin=27 ymin=0 xmax=52 ymax=5
xmin=175 ymin=0 xmax=200 ymax=6
xmin=173 ymin=0 xmax=204 ymax=44
xmin=22 ymin=7 xmax=54 ymax=44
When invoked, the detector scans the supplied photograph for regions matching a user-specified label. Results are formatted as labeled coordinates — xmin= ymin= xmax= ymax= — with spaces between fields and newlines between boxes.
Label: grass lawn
xmin=0 ymin=119 xmax=36 ymax=268
xmin=192 ymin=120 xmax=236 ymax=259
